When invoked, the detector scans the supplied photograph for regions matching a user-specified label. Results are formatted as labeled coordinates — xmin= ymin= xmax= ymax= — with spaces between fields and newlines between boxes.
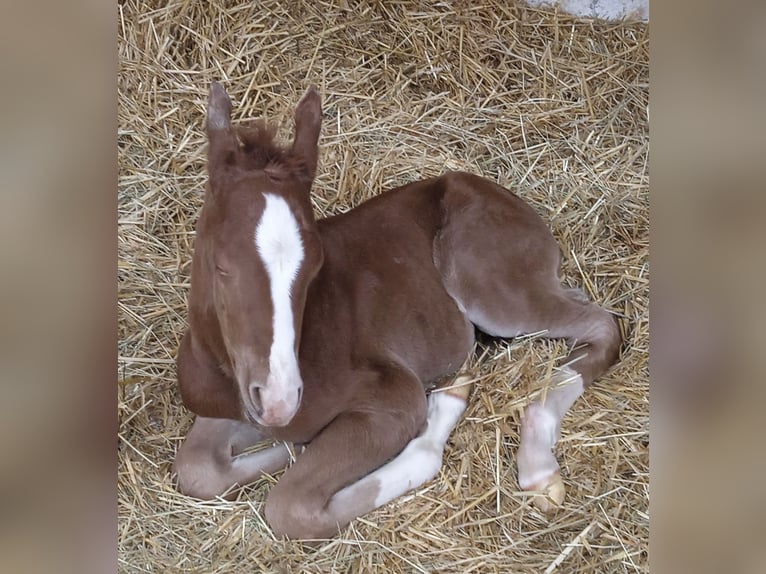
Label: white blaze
xmin=254 ymin=194 xmax=304 ymax=397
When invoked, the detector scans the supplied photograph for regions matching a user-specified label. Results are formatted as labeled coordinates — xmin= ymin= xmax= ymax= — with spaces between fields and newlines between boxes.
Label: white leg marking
xmin=518 ymin=367 xmax=584 ymax=508
xmin=254 ymin=194 xmax=304 ymax=402
xmin=331 ymin=392 xmax=467 ymax=511
xmin=230 ymin=444 xmax=292 ymax=481
xmin=517 ymin=403 xmax=562 ymax=489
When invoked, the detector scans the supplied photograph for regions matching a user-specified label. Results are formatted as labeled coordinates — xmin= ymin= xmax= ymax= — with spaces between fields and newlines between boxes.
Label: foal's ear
xmin=291 ymin=86 xmax=322 ymax=180
xmin=206 ymin=81 xmax=232 ymax=132
xmin=205 ymin=82 xmax=238 ymax=185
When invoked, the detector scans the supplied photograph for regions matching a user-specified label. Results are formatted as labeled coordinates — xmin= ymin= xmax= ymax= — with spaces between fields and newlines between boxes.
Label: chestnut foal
xmin=173 ymin=83 xmax=621 ymax=540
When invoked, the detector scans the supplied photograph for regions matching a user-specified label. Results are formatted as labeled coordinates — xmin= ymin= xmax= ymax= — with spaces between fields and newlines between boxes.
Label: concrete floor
xmin=525 ymin=0 xmax=648 ymax=21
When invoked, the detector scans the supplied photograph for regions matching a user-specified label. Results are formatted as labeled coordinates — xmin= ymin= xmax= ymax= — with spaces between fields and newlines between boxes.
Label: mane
xmin=236 ymin=122 xmax=311 ymax=181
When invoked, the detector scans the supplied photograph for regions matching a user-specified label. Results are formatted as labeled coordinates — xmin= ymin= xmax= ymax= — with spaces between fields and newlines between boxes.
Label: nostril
xmin=297 ymin=386 xmax=304 ymax=405
xmin=248 ymin=385 xmax=263 ymax=415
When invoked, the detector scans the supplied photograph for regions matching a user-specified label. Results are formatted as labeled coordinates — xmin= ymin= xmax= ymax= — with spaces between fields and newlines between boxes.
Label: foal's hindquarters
xmin=434 ymin=173 xmax=621 ymax=510
xmin=174 ymin=172 xmax=620 ymax=539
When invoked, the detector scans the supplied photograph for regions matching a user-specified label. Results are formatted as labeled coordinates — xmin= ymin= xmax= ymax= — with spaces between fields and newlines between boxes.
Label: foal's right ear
xmin=205 ymin=82 xmax=238 ymax=184
xmin=292 ymin=86 xmax=322 ymax=180
xmin=206 ymin=81 xmax=232 ymax=132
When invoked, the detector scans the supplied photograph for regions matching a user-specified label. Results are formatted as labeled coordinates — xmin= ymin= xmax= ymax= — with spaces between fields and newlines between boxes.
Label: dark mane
xmin=237 ymin=122 xmax=311 ymax=181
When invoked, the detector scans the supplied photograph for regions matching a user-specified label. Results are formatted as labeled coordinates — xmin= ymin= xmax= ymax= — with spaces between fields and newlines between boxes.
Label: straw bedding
xmin=118 ymin=1 xmax=648 ymax=572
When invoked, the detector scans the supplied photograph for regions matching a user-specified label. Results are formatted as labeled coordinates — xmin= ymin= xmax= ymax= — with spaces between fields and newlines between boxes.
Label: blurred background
xmin=0 ymin=0 xmax=764 ymax=572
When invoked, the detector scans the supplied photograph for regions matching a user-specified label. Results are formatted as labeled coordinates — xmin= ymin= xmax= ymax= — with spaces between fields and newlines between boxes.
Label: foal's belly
xmin=364 ymin=244 xmax=477 ymax=381
xmin=380 ymin=289 xmax=475 ymax=384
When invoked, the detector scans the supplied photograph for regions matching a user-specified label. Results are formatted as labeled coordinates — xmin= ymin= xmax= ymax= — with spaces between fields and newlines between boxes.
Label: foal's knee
xmin=264 ymin=485 xmax=333 ymax=540
xmin=173 ymin=445 xmax=232 ymax=500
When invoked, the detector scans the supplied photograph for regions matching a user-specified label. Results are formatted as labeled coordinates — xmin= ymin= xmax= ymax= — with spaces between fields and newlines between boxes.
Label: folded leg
xmin=174 ymin=416 xmax=291 ymax=499
xmin=330 ymin=377 xmax=472 ymax=517
xmin=264 ymin=369 xmax=472 ymax=540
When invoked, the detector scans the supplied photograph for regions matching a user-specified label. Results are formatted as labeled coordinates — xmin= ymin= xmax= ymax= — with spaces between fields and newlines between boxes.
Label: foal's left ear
xmin=291 ymin=86 xmax=322 ymax=180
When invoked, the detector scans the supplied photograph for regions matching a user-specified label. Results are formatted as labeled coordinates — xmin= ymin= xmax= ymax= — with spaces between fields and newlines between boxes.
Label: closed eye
xmin=215 ymin=265 xmax=231 ymax=277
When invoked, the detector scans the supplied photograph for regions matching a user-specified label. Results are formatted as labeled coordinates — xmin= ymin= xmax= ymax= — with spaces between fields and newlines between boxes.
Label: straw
xmin=118 ymin=1 xmax=648 ymax=572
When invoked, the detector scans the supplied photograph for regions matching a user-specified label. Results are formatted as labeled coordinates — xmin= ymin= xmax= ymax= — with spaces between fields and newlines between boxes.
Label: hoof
xmin=442 ymin=372 xmax=474 ymax=401
xmin=525 ymin=471 xmax=565 ymax=512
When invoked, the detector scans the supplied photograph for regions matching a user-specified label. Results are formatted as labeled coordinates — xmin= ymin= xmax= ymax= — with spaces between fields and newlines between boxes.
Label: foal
xmin=173 ymin=83 xmax=621 ymax=540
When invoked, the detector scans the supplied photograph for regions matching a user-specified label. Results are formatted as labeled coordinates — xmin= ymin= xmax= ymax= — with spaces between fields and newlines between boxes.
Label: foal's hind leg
xmin=174 ymin=417 xmax=291 ymax=499
xmin=498 ymin=289 xmax=620 ymax=511
xmin=471 ymin=287 xmax=619 ymax=511
xmin=517 ymin=364 xmax=585 ymax=510
xmin=435 ymin=173 xmax=621 ymax=510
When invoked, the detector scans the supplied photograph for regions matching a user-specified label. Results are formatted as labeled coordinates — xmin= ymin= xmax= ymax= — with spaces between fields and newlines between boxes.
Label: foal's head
xmin=191 ymin=83 xmax=323 ymax=427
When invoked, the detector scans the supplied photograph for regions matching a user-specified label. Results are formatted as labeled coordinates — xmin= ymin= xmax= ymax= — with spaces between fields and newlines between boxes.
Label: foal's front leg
xmin=330 ymin=379 xmax=472 ymax=516
xmin=263 ymin=372 xmax=472 ymax=540
xmin=174 ymin=416 xmax=292 ymax=500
